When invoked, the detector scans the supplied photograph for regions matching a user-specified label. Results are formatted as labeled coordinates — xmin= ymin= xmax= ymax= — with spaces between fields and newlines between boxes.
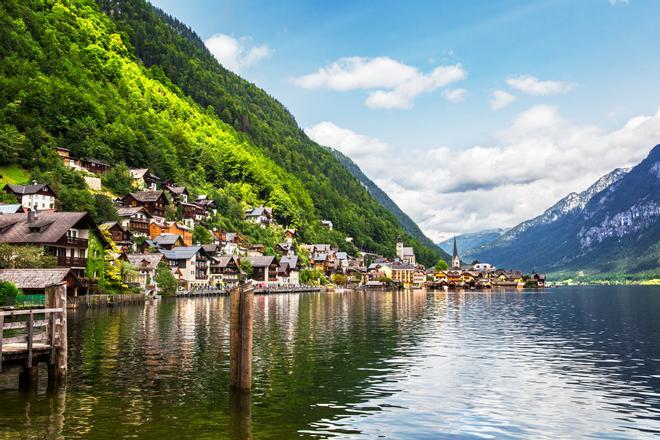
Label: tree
xmin=435 ymin=259 xmax=448 ymax=271
xmin=0 ymin=281 xmax=20 ymax=306
xmin=0 ymin=244 xmax=57 ymax=269
xmin=155 ymin=261 xmax=178 ymax=296
xmin=0 ymin=124 xmax=24 ymax=164
xmin=93 ymin=194 xmax=118 ymax=222
xmin=239 ymin=258 xmax=253 ymax=279
xmin=331 ymin=273 xmax=347 ymax=286
xmin=193 ymin=224 xmax=213 ymax=244
xmin=101 ymin=162 xmax=134 ymax=196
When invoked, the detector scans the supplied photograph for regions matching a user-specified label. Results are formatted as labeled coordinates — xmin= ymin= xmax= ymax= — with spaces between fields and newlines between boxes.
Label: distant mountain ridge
xmin=437 ymin=229 xmax=507 ymax=255
xmin=465 ymin=145 xmax=660 ymax=274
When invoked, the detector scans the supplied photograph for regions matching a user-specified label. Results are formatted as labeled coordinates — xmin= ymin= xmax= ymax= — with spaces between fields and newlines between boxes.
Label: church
xmin=452 ymin=236 xmax=461 ymax=269
xmin=396 ymin=236 xmax=416 ymax=265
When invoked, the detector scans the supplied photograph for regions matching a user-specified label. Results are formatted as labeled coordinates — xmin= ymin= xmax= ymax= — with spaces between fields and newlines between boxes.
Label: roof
xmin=116 ymin=206 xmax=152 ymax=218
xmin=129 ymin=168 xmax=149 ymax=179
xmin=212 ymin=255 xmax=239 ymax=268
xmin=153 ymin=234 xmax=182 ymax=246
xmin=402 ymin=247 xmax=415 ymax=256
xmin=280 ymin=256 xmax=299 ymax=269
xmin=125 ymin=190 xmax=165 ymax=203
xmin=0 ymin=204 xmax=23 ymax=214
xmin=82 ymin=157 xmax=110 ymax=166
xmin=244 ymin=255 xmax=275 ymax=268
xmin=165 ymin=185 xmax=188 ymax=195
xmin=125 ymin=253 xmax=163 ymax=271
xmin=336 ymin=252 xmax=348 ymax=260
xmin=0 ymin=212 xmax=96 ymax=245
xmin=99 ymin=221 xmax=120 ymax=230
xmin=0 ymin=268 xmax=75 ymax=289
xmin=246 ymin=206 xmax=272 ymax=217
xmin=4 ymin=183 xmax=53 ymax=196
xmin=159 ymin=245 xmax=204 ymax=260
xmin=202 ymin=244 xmax=219 ymax=254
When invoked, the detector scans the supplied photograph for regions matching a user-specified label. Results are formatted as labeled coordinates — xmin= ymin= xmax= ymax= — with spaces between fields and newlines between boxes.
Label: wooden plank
xmin=26 ymin=311 xmax=33 ymax=368
xmin=3 ymin=334 xmax=27 ymax=344
xmin=0 ymin=308 xmax=63 ymax=317
xmin=0 ymin=313 xmax=3 ymax=372
xmin=3 ymin=320 xmax=49 ymax=330
xmin=50 ymin=312 xmax=56 ymax=365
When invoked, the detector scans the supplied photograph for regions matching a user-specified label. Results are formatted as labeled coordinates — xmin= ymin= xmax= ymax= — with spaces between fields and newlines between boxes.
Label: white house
xmin=159 ymin=246 xmax=210 ymax=289
xmin=3 ymin=183 xmax=57 ymax=211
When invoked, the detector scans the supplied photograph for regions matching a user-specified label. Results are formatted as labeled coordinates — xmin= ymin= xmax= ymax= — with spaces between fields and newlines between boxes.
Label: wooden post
xmin=46 ymin=283 xmax=67 ymax=382
xmin=0 ymin=313 xmax=3 ymax=373
xmin=229 ymin=282 xmax=254 ymax=392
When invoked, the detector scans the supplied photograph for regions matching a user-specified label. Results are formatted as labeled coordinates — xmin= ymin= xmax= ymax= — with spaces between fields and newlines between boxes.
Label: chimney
xmin=32 ymin=180 xmax=38 ymax=185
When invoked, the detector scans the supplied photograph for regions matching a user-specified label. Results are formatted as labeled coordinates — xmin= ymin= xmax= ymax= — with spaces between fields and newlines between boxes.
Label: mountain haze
xmin=438 ymin=229 xmax=507 ymax=255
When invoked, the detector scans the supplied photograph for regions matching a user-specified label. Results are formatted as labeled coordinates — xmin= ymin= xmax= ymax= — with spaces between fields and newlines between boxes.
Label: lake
xmin=1 ymin=287 xmax=660 ymax=439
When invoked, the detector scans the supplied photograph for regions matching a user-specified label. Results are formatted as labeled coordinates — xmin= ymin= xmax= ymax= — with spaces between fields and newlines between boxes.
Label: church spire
xmin=451 ymin=236 xmax=460 ymax=268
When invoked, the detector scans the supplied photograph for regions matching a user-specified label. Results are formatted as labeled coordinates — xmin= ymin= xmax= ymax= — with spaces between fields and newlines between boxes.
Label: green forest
xmin=0 ymin=0 xmax=445 ymax=265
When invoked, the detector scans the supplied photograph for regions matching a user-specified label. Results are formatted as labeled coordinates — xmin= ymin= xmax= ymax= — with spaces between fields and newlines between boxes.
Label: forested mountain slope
xmin=0 ymin=0 xmax=443 ymax=265
xmin=466 ymin=145 xmax=660 ymax=274
xmin=330 ymin=149 xmax=449 ymax=259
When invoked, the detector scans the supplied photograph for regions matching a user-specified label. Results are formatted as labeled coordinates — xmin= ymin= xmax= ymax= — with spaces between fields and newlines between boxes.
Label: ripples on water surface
xmin=1 ymin=286 xmax=660 ymax=439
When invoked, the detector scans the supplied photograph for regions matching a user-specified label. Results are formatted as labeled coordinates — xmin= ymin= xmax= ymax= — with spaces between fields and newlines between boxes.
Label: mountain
xmin=0 ymin=0 xmax=443 ymax=265
xmin=465 ymin=145 xmax=660 ymax=274
xmin=437 ymin=229 xmax=507 ymax=255
xmin=330 ymin=149 xmax=450 ymax=260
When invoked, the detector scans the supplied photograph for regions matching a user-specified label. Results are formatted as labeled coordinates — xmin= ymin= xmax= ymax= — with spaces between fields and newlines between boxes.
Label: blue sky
xmin=150 ymin=0 xmax=660 ymax=241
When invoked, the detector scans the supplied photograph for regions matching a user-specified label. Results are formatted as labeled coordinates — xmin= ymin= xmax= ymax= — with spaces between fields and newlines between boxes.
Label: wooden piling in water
xmin=229 ymin=282 xmax=254 ymax=392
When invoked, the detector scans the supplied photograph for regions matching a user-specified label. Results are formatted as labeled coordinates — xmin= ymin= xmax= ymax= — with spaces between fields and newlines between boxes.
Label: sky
xmin=150 ymin=0 xmax=660 ymax=242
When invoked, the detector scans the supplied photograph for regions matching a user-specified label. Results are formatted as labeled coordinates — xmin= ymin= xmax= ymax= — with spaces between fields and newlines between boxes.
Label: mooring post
xmin=229 ymin=281 xmax=254 ymax=392
xmin=46 ymin=283 xmax=67 ymax=384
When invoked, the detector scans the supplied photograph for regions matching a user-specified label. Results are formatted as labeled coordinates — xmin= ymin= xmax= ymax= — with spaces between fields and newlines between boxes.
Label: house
xmin=0 ymin=268 xmax=83 ymax=299
xmin=395 ymin=236 xmax=416 ymax=265
xmin=245 ymin=206 xmax=274 ymax=228
xmin=367 ymin=262 xmax=393 ymax=280
xmin=99 ymin=221 xmax=133 ymax=250
xmin=116 ymin=207 xmax=152 ymax=236
xmin=321 ymin=220 xmax=333 ymax=230
xmin=3 ymin=182 xmax=57 ymax=211
xmin=80 ymin=157 xmax=111 ymax=174
xmin=164 ymin=185 xmax=189 ymax=204
xmin=390 ymin=263 xmax=417 ymax=287
xmin=214 ymin=231 xmax=241 ymax=255
xmin=129 ymin=168 xmax=160 ymax=190
xmin=0 ymin=211 xmax=108 ymax=280
xmin=243 ymin=256 xmax=278 ymax=285
xmin=472 ymin=263 xmax=496 ymax=272
xmin=123 ymin=253 xmax=164 ymax=291
xmin=149 ymin=220 xmax=192 ymax=246
xmin=194 ymin=199 xmax=217 ymax=216
xmin=181 ymin=202 xmax=209 ymax=223
xmin=532 ymin=273 xmax=546 ymax=287
xmin=123 ymin=190 xmax=168 ymax=217
xmin=0 ymin=204 xmax=24 ymax=214
xmin=284 ymin=228 xmax=297 ymax=245
xmin=159 ymin=246 xmax=210 ymax=289
xmin=247 ymin=244 xmax=265 ymax=256
xmin=209 ymin=255 xmax=241 ymax=288
xmin=151 ymin=234 xmax=185 ymax=250
xmin=278 ymin=256 xmax=300 ymax=285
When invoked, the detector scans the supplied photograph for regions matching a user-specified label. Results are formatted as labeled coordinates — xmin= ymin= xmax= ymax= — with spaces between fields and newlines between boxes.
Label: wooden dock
xmin=0 ymin=283 xmax=67 ymax=389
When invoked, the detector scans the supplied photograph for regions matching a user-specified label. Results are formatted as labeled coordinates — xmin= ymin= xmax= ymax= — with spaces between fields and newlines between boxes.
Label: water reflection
xmin=0 ymin=287 xmax=659 ymax=438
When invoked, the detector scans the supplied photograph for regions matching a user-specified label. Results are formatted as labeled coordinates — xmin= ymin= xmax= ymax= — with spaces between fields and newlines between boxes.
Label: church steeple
xmin=451 ymin=236 xmax=460 ymax=268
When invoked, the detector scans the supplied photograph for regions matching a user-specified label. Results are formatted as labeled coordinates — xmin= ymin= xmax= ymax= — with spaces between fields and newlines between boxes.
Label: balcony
xmin=55 ymin=236 xmax=88 ymax=247
xmin=128 ymin=220 xmax=150 ymax=232
xmin=56 ymin=256 xmax=88 ymax=268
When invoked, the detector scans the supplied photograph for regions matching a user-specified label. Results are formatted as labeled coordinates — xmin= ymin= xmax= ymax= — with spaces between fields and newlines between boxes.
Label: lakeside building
xmin=159 ymin=245 xmax=210 ymax=289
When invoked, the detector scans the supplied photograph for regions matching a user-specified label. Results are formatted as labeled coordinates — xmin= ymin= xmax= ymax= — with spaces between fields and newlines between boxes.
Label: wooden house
xmin=122 ymin=190 xmax=168 ymax=218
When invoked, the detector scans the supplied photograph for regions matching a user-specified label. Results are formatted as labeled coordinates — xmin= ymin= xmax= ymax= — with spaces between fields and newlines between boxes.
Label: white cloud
xmin=443 ymin=88 xmax=467 ymax=103
xmin=306 ymin=106 xmax=660 ymax=242
xmin=609 ymin=0 xmax=629 ymax=5
xmin=204 ymin=33 xmax=270 ymax=73
xmin=506 ymin=75 xmax=574 ymax=96
xmin=304 ymin=122 xmax=390 ymax=157
xmin=292 ymin=57 xmax=466 ymax=109
xmin=490 ymin=90 xmax=517 ymax=110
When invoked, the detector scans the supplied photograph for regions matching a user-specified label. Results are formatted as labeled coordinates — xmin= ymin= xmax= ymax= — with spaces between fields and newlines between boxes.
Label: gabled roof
xmin=202 ymin=244 xmax=219 ymax=254
xmin=4 ymin=183 xmax=55 ymax=196
xmin=244 ymin=255 xmax=275 ymax=268
xmin=280 ymin=256 xmax=299 ymax=269
xmin=212 ymin=255 xmax=240 ymax=268
xmin=159 ymin=245 xmax=205 ymax=261
xmin=0 ymin=268 xmax=78 ymax=289
xmin=165 ymin=185 xmax=188 ymax=195
xmin=0 ymin=212 xmax=97 ymax=245
xmin=82 ymin=157 xmax=110 ymax=166
xmin=246 ymin=206 xmax=272 ymax=217
xmin=125 ymin=190 xmax=165 ymax=203
xmin=116 ymin=206 xmax=152 ymax=218
xmin=153 ymin=234 xmax=182 ymax=246
xmin=129 ymin=168 xmax=149 ymax=179
xmin=125 ymin=253 xmax=163 ymax=271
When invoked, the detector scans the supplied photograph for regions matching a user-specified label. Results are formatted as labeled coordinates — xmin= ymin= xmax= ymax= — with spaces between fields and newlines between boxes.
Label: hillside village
xmin=0 ymin=150 xmax=545 ymax=297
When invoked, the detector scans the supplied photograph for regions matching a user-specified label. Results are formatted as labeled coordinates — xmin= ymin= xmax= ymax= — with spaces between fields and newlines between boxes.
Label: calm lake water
xmin=1 ymin=287 xmax=660 ymax=439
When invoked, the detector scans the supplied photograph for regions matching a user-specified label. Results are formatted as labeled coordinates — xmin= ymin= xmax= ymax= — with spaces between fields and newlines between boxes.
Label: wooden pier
xmin=1 ymin=282 xmax=67 ymax=389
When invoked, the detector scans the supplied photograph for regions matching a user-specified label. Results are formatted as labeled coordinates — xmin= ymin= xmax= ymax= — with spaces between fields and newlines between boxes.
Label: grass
xmin=0 ymin=165 xmax=30 ymax=186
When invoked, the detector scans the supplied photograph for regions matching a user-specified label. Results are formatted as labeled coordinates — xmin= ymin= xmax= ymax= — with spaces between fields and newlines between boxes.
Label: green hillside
xmin=0 ymin=0 xmax=443 ymax=265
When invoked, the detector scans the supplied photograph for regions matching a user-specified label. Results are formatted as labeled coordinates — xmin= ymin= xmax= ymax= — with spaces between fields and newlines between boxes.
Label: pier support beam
xmin=46 ymin=283 xmax=67 ymax=382
xmin=229 ymin=282 xmax=254 ymax=392
xmin=18 ymin=365 xmax=38 ymax=391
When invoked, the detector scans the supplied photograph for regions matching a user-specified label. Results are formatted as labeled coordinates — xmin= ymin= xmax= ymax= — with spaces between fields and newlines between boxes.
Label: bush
xmin=0 ymin=281 xmax=20 ymax=305
xmin=155 ymin=262 xmax=178 ymax=296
